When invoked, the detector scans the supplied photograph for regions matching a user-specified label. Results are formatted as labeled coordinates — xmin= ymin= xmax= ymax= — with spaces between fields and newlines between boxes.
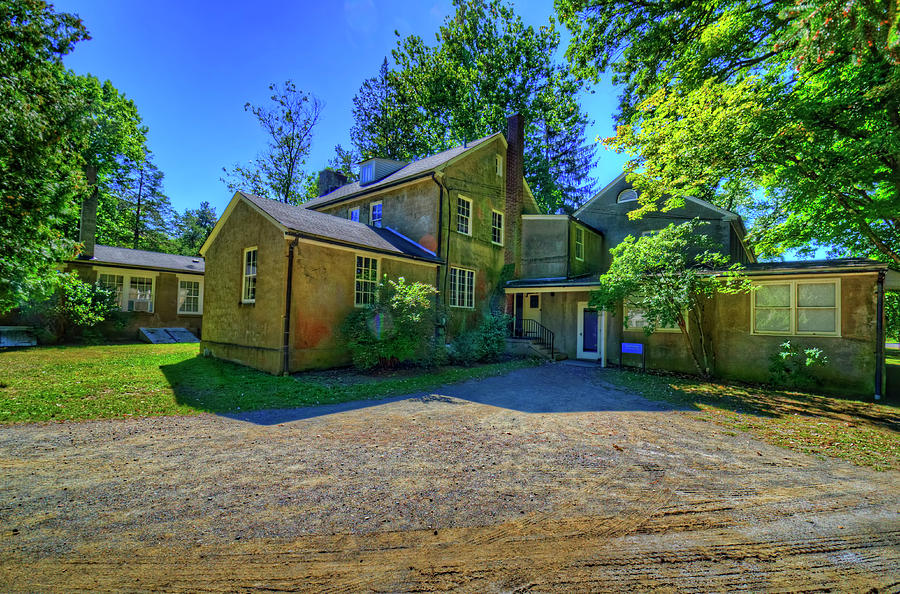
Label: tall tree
xmin=0 ymin=0 xmax=89 ymax=312
xmin=350 ymin=0 xmax=598 ymax=213
xmin=589 ymin=220 xmax=752 ymax=376
xmin=557 ymin=0 xmax=900 ymax=265
xmin=222 ymin=80 xmax=323 ymax=204
xmin=173 ymin=201 xmax=217 ymax=256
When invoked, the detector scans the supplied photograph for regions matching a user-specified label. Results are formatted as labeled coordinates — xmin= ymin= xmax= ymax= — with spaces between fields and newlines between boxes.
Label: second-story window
xmin=349 ymin=207 xmax=360 ymax=222
xmin=575 ymin=227 xmax=584 ymax=261
xmin=370 ymin=201 xmax=382 ymax=227
xmin=491 ymin=210 xmax=504 ymax=245
xmin=495 ymin=155 xmax=503 ymax=177
xmin=456 ymin=196 xmax=471 ymax=235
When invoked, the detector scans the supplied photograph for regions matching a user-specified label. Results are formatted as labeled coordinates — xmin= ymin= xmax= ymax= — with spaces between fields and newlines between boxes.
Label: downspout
xmin=875 ymin=271 xmax=885 ymax=400
xmin=432 ymin=171 xmax=451 ymax=334
xmin=282 ymin=236 xmax=299 ymax=376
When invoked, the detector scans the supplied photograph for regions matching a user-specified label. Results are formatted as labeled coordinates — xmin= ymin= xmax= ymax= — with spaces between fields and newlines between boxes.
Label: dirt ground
xmin=1 ymin=365 xmax=898 ymax=592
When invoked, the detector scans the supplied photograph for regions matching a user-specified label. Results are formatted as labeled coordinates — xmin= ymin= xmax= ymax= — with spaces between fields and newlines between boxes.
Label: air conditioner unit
xmin=129 ymin=300 xmax=152 ymax=312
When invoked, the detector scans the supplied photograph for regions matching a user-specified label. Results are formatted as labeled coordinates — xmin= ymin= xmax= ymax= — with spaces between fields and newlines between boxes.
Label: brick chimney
xmin=78 ymin=165 xmax=98 ymax=259
xmin=317 ymin=169 xmax=348 ymax=197
xmin=504 ymin=113 xmax=524 ymax=273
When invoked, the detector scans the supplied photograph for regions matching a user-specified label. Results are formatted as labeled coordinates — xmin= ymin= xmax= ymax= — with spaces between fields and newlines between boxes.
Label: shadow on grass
xmin=160 ymin=356 xmax=687 ymax=425
xmin=604 ymin=367 xmax=900 ymax=433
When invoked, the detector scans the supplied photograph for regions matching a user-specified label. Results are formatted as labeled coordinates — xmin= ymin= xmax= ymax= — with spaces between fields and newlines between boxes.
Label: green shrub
xmin=768 ymin=340 xmax=829 ymax=389
xmin=21 ymin=272 xmax=123 ymax=343
xmin=450 ymin=314 xmax=511 ymax=366
xmin=341 ymin=276 xmax=438 ymax=370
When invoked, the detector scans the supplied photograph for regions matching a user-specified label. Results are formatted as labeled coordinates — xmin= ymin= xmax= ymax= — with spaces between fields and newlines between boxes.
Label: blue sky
xmin=53 ymin=0 xmax=628 ymax=216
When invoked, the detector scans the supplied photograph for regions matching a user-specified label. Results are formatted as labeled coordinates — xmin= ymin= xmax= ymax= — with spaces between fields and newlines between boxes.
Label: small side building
xmin=64 ymin=244 xmax=205 ymax=338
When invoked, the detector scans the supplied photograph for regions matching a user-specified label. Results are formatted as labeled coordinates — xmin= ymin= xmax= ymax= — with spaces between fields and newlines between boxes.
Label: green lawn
xmin=0 ymin=343 xmax=537 ymax=424
xmin=605 ymin=369 xmax=900 ymax=471
xmin=887 ymin=347 xmax=900 ymax=366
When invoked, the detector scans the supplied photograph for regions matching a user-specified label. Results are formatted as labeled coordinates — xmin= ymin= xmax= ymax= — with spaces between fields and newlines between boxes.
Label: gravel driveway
xmin=1 ymin=362 xmax=898 ymax=591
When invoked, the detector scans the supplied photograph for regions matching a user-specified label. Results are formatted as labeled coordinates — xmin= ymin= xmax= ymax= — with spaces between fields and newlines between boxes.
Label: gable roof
xmin=70 ymin=245 xmax=205 ymax=274
xmin=303 ymin=133 xmax=503 ymax=209
xmin=573 ymin=171 xmax=740 ymax=221
xmin=201 ymin=191 xmax=440 ymax=263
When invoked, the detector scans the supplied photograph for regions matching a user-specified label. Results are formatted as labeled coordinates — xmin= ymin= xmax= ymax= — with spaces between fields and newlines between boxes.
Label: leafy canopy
xmin=222 ymin=80 xmax=323 ymax=205
xmin=0 ymin=0 xmax=89 ymax=312
xmin=557 ymin=0 xmax=900 ymax=265
xmin=589 ymin=220 xmax=751 ymax=375
xmin=350 ymin=0 xmax=597 ymax=213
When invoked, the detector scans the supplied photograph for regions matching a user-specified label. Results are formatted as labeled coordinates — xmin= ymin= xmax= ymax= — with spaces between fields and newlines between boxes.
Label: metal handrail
xmin=510 ymin=318 xmax=555 ymax=360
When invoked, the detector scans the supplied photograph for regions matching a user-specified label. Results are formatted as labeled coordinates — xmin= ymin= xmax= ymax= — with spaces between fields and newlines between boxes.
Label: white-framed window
xmin=491 ymin=210 xmax=504 ymax=245
xmin=96 ymin=269 xmax=157 ymax=313
xmin=449 ymin=267 xmax=475 ymax=308
xmin=97 ymin=273 xmax=124 ymax=305
xmin=623 ymin=300 xmax=682 ymax=333
xmin=495 ymin=155 xmax=503 ymax=177
xmin=751 ymin=278 xmax=841 ymax=336
xmin=354 ymin=255 xmax=378 ymax=306
xmin=242 ymin=247 xmax=257 ymax=303
xmin=575 ymin=226 xmax=585 ymax=261
xmin=360 ymin=164 xmax=374 ymax=184
xmin=177 ymin=276 xmax=203 ymax=314
xmin=456 ymin=195 xmax=471 ymax=235
xmin=370 ymin=201 xmax=382 ymax=228
xmin=617 ymin=189 xmax=637 ymax=203
xmin=349 ymin=207 xmax=360 ymax=222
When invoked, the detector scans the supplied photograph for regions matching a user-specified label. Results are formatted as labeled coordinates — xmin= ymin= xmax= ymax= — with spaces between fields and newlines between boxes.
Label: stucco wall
xmin=521 ymin=217 xmax=567 ymax=278
xmin=441 ymin=139 xmax=509 ymax=335
xmin=65 ymin=262 xmax=203 ymax=338
xmin=200 ymin=200 xmax=287 ymax=374
xmin=569 ymin=220 xmax=604 ymax=277
xmin=287 ymin=241 xmax=436 ymax=372
xmin=317 ymin=179 xmax=441 ymax=254
xmin=713 ymin=273 xmax=878 ymax=394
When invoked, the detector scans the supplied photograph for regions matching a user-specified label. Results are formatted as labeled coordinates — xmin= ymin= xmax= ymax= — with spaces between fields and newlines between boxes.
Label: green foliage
xmin=451 ymin=314 xmax=512 ymax=365
xmin=886 ymin=291 xmax=899 ymax=343
xmin=0 ymin=0 xmax=89 ymax=312
xmin=22 ymin=272 xmax=122 ymax=343
xmin=341 ymin=276 xmax=438 ymax=370
xmin=557 ymin=0 xmax=900 ymax=265
xmin=589 ymin=220 xmax=752 ymax=376
xmin=350 ymin=0 xmax=597 ymax=212
xmin=222 ymin=80 xmax=323 ymax=205
xmin=172 ymin=201 xmax=217 ymax=256
xmin=768 ymin=341 xmax=830 ymax=389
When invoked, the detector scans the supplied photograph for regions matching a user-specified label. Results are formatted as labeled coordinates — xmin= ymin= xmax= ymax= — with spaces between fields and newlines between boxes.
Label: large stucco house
xmin=200 ymin=115 xmax=897 ymax=397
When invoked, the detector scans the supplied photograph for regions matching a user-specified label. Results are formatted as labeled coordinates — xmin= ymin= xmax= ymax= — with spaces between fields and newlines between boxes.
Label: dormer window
xmin=360 ymin=164 xmax=374 ymax=184
xmin=617 ymin=189 xmax=638 ymax=203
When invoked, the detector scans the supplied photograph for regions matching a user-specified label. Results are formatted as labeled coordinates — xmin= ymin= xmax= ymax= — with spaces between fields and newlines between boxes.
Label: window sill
xmin=751 ymin=331 xmax=841 ymax=338
xmin=177 ymin=312 xmax=203 ymax=317
xmin=239 ymin=300 xmax=256 ymax=306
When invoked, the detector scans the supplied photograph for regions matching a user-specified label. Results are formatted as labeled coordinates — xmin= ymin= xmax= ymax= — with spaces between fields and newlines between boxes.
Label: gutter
xmin=283 ymin=231 xmax=443 ymax=265
xmin=282 ymin=236 xmax=299 ymax=376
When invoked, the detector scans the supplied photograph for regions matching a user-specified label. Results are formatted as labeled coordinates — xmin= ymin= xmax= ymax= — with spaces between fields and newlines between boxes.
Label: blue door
xmin=582 ymin=309 xmax=598 ymax=352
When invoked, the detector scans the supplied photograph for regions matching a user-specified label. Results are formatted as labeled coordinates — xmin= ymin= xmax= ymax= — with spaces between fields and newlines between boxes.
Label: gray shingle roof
xmin=240 ymin=192 xmax=441 ymax=263
xmin=303 ymin=133 xmax=501 ymax=209
xmin=76 ymin=245 xmax=205 ymax=273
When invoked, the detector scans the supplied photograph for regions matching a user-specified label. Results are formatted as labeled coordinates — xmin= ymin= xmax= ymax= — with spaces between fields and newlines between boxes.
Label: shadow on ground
xmin=160 ymin=358 xmax=693 ymax=426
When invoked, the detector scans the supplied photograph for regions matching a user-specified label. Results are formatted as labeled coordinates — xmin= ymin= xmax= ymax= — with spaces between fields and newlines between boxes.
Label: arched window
xmin=617 ymin=188 xmax=638 ymax=203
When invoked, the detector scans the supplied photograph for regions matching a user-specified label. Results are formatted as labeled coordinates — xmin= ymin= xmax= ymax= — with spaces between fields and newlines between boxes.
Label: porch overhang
xmin=505 ymin=277 xmax=601 ymax=293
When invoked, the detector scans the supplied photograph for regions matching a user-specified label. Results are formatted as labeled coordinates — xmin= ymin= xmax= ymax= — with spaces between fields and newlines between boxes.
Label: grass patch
xmin=0 ymin=343 xmax=538 ymax=424
xmin=605 ymin=369 xmax=900 ymax=471
xmin=886 ymin=347 xmax=900 ymax=366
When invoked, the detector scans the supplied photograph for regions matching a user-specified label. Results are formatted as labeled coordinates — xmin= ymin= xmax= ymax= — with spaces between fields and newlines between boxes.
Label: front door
xmin=577 ymin=301 xmax=599 ymax=360
xmin=523 ymin=293 xmax=541 ymax=324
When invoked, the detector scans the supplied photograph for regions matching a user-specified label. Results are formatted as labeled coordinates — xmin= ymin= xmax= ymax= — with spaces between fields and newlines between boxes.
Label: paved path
xmin=1 ymin=362 xmax=898 ymax=591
